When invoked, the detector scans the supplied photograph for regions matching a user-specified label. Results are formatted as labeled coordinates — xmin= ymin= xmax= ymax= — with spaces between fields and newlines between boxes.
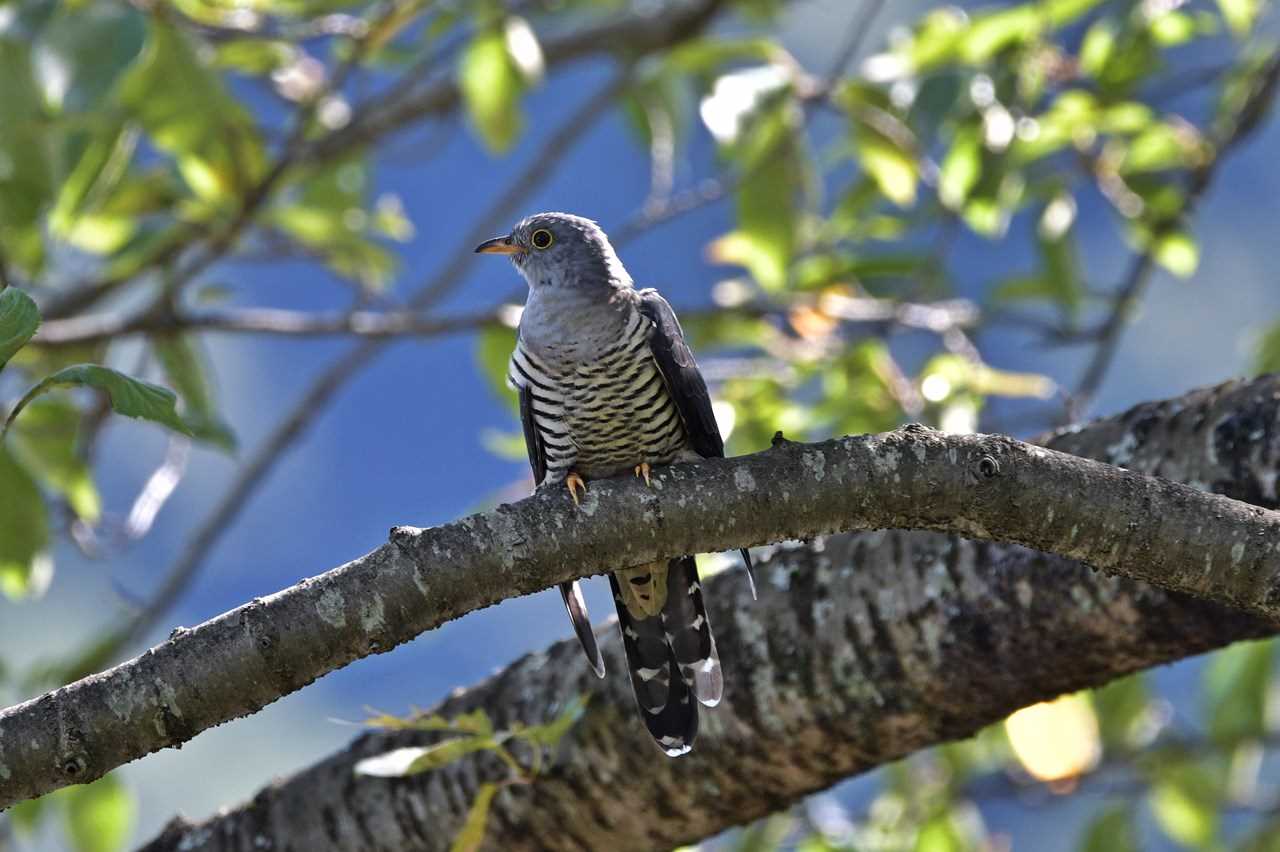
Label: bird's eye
xmin=530 ymin=229 xmax=554 ymax=250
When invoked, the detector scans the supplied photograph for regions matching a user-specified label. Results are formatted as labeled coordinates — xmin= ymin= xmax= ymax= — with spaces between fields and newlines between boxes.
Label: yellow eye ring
xmin=530 ymin=228 xmax=554 ymax=250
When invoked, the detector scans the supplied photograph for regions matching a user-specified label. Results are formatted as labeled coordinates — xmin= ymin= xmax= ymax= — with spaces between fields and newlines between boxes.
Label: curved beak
xmin=474 ymin=235 xmax=521 ymax=255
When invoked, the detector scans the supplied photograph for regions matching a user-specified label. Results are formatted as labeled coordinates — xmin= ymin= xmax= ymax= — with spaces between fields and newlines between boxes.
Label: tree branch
xmin=3 ymin=376 xmax=1280 ymax=810
xmin=134 ymin=375 xmax=1280 ymax=851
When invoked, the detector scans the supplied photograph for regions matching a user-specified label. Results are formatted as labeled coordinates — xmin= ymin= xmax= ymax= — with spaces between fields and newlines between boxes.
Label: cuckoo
xmin=476 ymin=212 xmax=753 ymax=755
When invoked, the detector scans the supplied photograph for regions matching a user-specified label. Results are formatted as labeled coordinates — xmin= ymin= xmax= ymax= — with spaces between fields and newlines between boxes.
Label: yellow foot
xmin=566 ymin=472 xmax=587 ymax=506
xmin=634 ymin=463 xmax=652 ymax=487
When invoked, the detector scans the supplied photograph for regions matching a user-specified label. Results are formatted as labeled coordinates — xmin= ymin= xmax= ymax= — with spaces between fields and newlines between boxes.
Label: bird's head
xmin=475 ymin=212 xmax=631 ymax=293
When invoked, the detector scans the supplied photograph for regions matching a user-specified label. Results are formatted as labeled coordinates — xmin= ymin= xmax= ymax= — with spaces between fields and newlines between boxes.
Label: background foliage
xmin=0 ymin=0 xmax=1278 ymax=849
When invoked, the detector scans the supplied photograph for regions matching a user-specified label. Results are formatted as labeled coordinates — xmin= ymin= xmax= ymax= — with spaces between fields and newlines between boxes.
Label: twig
xmin=824 ymin=0 xmax=887 ymax=85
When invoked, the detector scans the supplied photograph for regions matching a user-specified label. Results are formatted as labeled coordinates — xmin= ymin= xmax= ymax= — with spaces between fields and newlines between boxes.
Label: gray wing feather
xmin=637 ymin=289 xmax=755 ymax=597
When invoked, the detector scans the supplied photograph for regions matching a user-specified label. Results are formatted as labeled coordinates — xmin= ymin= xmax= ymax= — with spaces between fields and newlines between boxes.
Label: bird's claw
xmin=566 ymin=472 xmax=587 ymax=506
xmin=634 ymin=463 xmax=652 ymax=487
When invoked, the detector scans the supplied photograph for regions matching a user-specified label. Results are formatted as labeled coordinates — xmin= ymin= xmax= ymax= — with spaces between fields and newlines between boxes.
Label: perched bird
xmin=476 ymin=212 xmax=753 ymax=755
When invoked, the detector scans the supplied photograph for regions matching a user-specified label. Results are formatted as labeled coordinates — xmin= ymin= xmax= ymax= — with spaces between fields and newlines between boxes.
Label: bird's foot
xmin=633 ymin=462 xmax=652 ymax=487
xmin=566 ymin=471 xmax=587 ymax=506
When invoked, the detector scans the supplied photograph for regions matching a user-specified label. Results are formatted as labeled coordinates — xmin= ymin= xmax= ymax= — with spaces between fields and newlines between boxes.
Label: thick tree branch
xmin=137 ymin=375 xmax=1280 ymax=851
xmin=3 ymin=378 xmax=1280 ymax=810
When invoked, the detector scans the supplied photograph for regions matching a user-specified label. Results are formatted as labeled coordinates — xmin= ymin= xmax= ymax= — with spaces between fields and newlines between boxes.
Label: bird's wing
xmin=517 ymin=381 xmax=606 ymax=678
xmin=636 ymin=289 xmax=723 ymax=459
xmin=637 ymin=289 xmax=756 ymax=598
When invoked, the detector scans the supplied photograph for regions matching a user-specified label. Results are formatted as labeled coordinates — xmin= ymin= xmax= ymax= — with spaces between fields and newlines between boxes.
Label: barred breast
xmin=507 ymin=305 xmax=691 ymax=483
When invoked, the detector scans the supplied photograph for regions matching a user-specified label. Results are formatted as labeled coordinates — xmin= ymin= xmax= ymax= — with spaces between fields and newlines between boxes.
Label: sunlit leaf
xmin=1153 ymin=230 xmax=1199 ymax=278
xmin=459 ymin=26 xmax=527 ymax=153
xmin=1217 ymin=0 xmax=1262 ymax=37
xmin=1005 ymin=694 xmax=1101 ymax=782
xmin=0 ymin=445 xmax=48 ymax=599
xmin=0 ymin=287 xmax=40 ymax=370
xmin=450 ymin=782 xmax=499 ymax=852
xmin=1149 ymin=774 xmax=1218 ymax=847
xmin=940 ymin=125 xmax=982 ymax=210
xmin=960 ymin=7 xmax=1041 ymax=64
xmin=1092 ymin=673 xmax=1151 ymax=749
xmin=5 ymin=364 xmax=193 ymax=439
xmin=63 ymin=774 xmax=135 ymax=852
xmin=1253 ymin=321 xmax=1280 ymax=376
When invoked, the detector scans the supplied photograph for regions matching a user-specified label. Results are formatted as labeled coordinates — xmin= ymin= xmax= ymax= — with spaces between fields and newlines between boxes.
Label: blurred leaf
xmin=1079 ymin=19 xmax=1117 ymax=79
xmin=459 ymin=26 xmax=526 ymax=153
xmin=213 ymin=39 xmax=296 ymax=75
xmin=1092 ymin=673 xmax=1151 ymax=749
xmin=63 ymin=774 xmax=135 ymax=852
xmin=1217 ymin=0 xmax=1262 ymax=37
xmin=1148 ymin=11 xmax=1198 ymax=47
xmin=521 ymin=696 xmax=587 ymax=748
xmin=940 ymin=125 xmax=982 ymax=210
xmin=49 ymin=121 xmax=137 ymax=253
xmin=960 ymin=7 xmax=1041 ymax=64
xmin=1149 ymin=770 xmax=1219 ymax=847
xmin=476 ymin=323 xmax=518 ymax=407
xmin=119 ymin=21 xmax=266 ymax=203
xmin=10 ymin=399 xmax=100 ymax=523
xmin=0 ymin=37 xmax=54 ymax=275
xmin=1079 ymin=803 xmax=1139 ymax=852
xmin=1253 ymin=321 xmax=1280 ymax=375
xmin=8 ymin=793 xmax=44 ymax=834
xmin=450 ymin=782 xmax=499 ymax=852
xmin=34 ymin=5 xmax=146 ymax=113
xmin=914 ymin=810 xmax=966 ymax=852
xmin=154 ymin=335 xmax=236 ymax=451
xmin=354 ymin=735 xmax=499 ymax=778
xmin=1153 ymin=230 xmax=1199 ymax=278
xmin=0 ymin=445 xmax=48 ymax=599
xmin=0 ymin=287 xmax=41 ymax=370
xmin=1005 ymin=694 xmax=1101 ymax=782
xmin=5 ymin=364 xmax=193 ymax=440
xmin=856 ymin=128 xmax=918 ymax=208
xmin=1203 ymin=639 xmax=1273 ymax=744
xmin=711 ymin=93 xmax=803 ymax=290
xmin=1121 ymin=122 xmax=1201 ymax=174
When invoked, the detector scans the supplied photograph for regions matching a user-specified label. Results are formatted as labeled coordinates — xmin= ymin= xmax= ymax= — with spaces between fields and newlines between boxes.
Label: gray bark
xmin=135 ymin=376 xmax=1280 ymax=851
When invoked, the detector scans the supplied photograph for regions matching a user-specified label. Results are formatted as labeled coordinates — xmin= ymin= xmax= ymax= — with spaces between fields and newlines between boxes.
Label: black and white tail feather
xmin=610 ymin=556 xmax=720 ymax=756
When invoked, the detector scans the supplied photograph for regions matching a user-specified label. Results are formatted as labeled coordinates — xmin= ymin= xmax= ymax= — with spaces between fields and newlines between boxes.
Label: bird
xmin=476 ymin=212 xmax=753 ymax=755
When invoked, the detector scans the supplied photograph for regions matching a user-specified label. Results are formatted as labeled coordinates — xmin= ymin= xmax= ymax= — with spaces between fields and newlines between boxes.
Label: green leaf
xmin=1079 ymin=803 xmax=1139 ymax=852
xmin=118 ymin=21 xmax=265 ymax=203
xmin=1092 ymin=673 xmax=1150 ymax=749
xmin=521 ymin=696 xmax=587 ymax=748
xmin=154 ymin=335 xmax=236 ymax=451
xmin=5 ymin=364 xmax=193 ymax=440
xmin=1217 ymin=0 xmax=1262 ymax=37
xmin=35 ymin=4 xmax=146 ymax=113
xmin=354 ymin=736 xmax=498 ymax=778
xmin=1254 ymin=321 xmax=1280 ymax=375
xmin=1153 ymin=230 xmax=1199 ymax=278
xmin=10 ymin=399 xmax=100 ymax=522
xmin=959 ymin=7 xmax=1042 ymax=64
xmin=475 ymin=323 xmax=517 ymax=408
xmin=1203 ymin=639 xmax=1273 ymax=744
xmin=914 ymin=810 xmax=966 ymax=852
xmin=63 ymin=774 xmax=135 ymax=852
xmin=856 ymin=130 xmax=918 ymax=208
xmin=0 ymin=445 xmax=49 ymax=599
xmin=0 ymin=287 xmax=41 ymax=370
xmin=939 ymin=125 xmax=982 ymax=210
xmin=1121 ymin=122 xmax=1200 ymax=174
xmin=449 ymin=782 xmax=498 ymax=852
xmin=0 ymin=38 xmax=54 ymax=275
xmin=459 ymin=27 xmax=526 ymax=153
xmin=1149 ymin=775 xmax=1218 ymax=847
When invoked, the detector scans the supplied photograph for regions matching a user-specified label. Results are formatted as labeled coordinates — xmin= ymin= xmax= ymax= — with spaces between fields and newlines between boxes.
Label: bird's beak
xmin=474 ymin=235 xmax=521 ymax=255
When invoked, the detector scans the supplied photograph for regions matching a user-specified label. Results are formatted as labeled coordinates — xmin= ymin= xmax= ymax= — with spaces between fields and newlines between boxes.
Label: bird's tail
xmin=559 ymin=581 xmax=605 ymax=678
xmin=610 ymin=556 xmax=721 ymax=756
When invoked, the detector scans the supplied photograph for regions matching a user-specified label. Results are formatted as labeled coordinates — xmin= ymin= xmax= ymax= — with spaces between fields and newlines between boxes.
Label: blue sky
xmin=5 ymin=0 xmax=1280 ymax=846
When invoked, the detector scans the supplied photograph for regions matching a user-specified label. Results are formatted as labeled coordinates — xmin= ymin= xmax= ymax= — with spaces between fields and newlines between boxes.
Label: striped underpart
xmin=508 ymin=301 xmax=721 ymax=754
